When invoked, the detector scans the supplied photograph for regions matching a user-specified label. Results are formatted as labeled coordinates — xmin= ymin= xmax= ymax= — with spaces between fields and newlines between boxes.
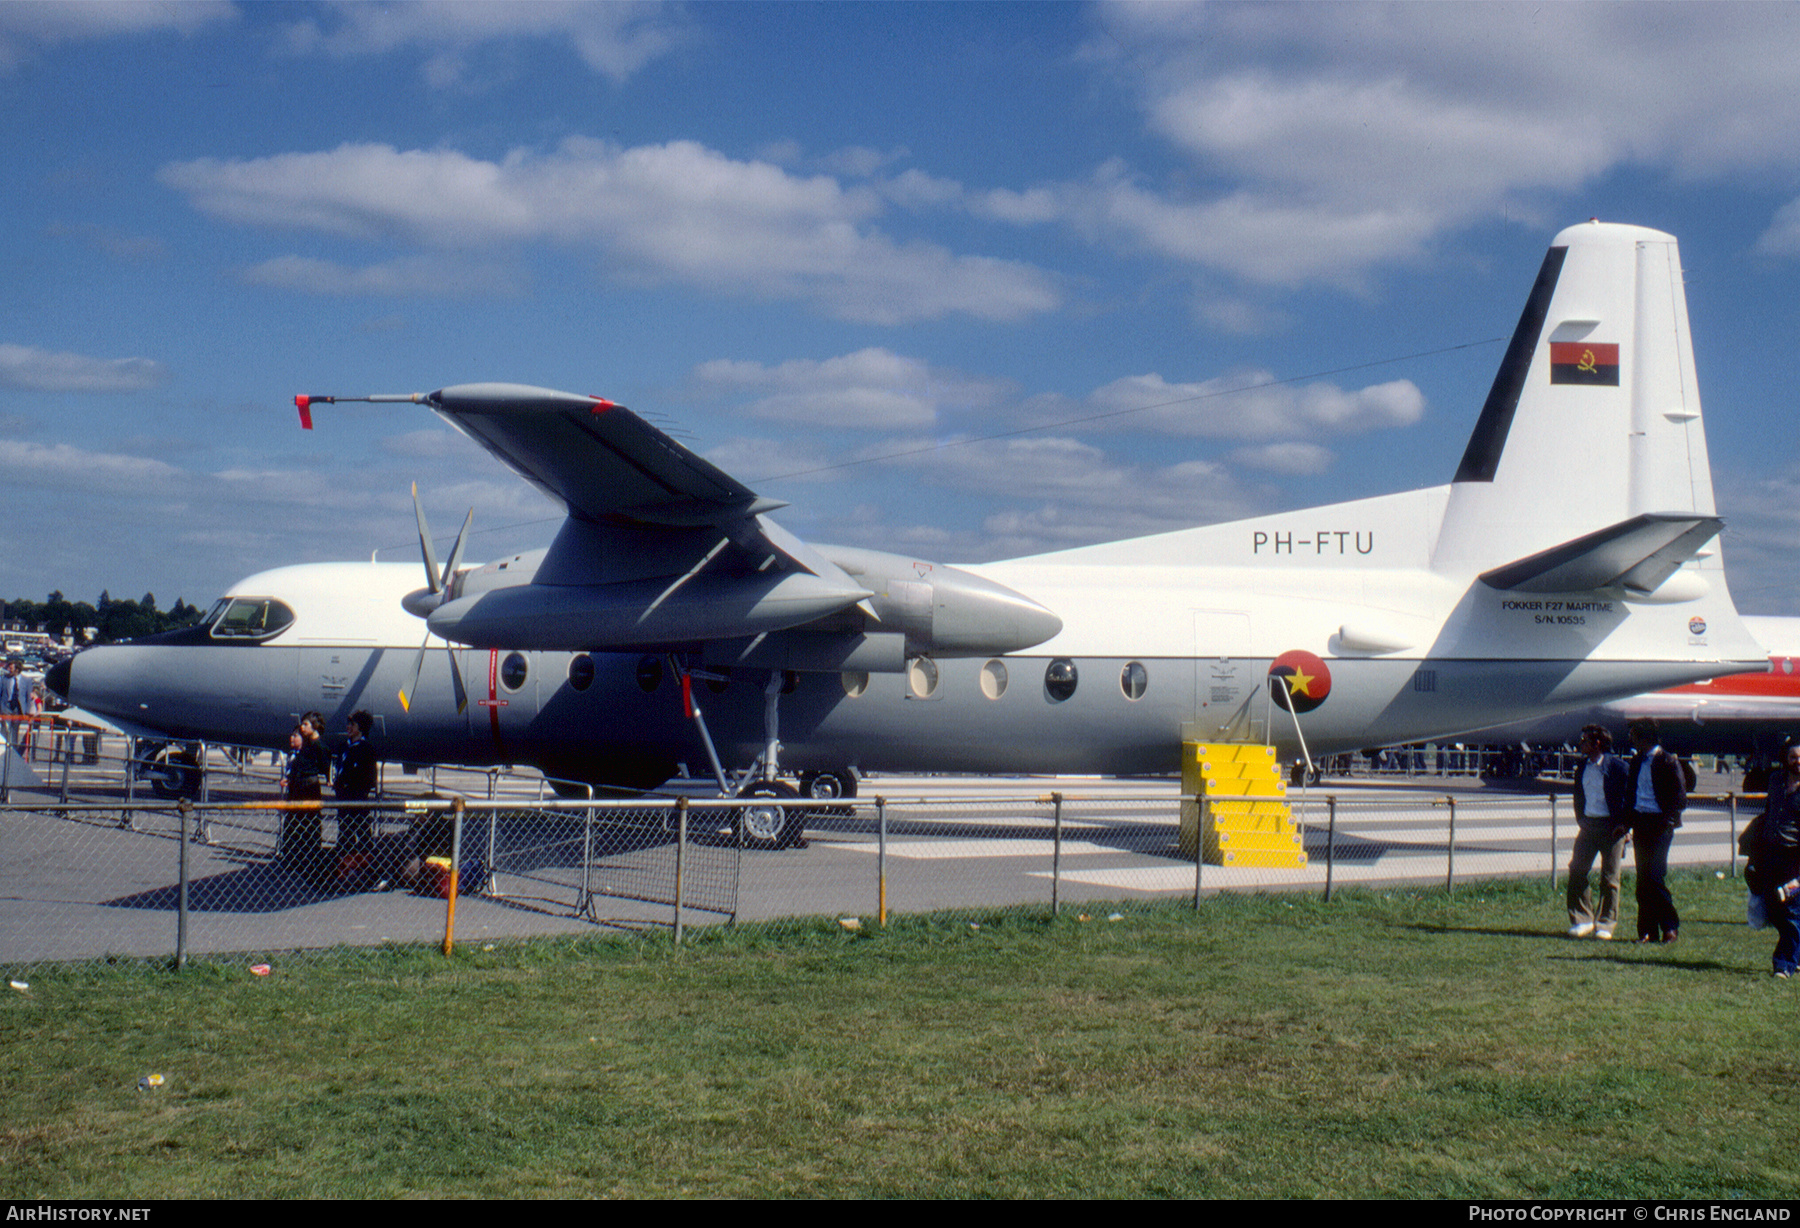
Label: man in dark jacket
xmin=1627 ymin=717 xmax=1687 ymax=943
xmin=1568 ymin=724 xmax=1632 ymax=939
xmin=334 ymin=710 xmax=378 ymax=859
xmin=1751 ymin=741 xmax=1800 ymax=978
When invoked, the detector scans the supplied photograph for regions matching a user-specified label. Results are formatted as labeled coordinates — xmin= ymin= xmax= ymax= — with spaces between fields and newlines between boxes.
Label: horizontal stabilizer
xmin=1478 ymin=512 xmax=1721 ymax=594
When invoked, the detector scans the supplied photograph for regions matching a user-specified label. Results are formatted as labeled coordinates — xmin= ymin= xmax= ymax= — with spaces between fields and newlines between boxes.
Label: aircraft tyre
xmin=799 ymin=769 xmax=857 ymax=801
xmin=798 ymin=769 xmax=856 ymax=818
xmin=738 ymin=780 xmax=803 ymax=850
xmin=145 ymin=745 xmax=201 ymax=800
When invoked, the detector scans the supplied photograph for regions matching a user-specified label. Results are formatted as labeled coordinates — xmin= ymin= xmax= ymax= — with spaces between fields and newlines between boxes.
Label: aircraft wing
xmin=425 ymin=383 xmax=784 ymax=528
xmin=1478 ymin=513 xmax=1722 ymax=595
xmin=296 ymin=381 xmax=1060 ymax=661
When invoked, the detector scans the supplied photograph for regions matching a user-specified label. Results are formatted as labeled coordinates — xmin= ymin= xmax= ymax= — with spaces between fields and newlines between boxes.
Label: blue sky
xmin=4 ymin=1 xmax=1800 ymax=617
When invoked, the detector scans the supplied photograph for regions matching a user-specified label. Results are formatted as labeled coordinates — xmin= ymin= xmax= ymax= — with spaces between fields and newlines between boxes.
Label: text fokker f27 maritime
xmin=49 ymin=222 xmax=1769 ymax=844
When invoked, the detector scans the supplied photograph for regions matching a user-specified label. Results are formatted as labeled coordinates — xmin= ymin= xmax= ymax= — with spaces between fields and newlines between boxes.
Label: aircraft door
xmin=1191 ymin=610 xmax=1257 ymax=742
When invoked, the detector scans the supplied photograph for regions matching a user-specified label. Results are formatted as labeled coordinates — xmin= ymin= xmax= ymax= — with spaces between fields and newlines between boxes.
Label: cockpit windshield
xmin=210 ymin=597 xmax=296 ymax=641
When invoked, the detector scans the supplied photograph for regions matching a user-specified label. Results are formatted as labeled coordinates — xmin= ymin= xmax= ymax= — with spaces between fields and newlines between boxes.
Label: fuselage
xmin=52 ymin=539 xmax=1769 ymax=789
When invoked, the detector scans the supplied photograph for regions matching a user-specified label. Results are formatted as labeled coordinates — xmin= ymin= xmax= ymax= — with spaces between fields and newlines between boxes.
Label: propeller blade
xmin=449 ymin=648 xmax=468 ymax=716
xmin=398 ymin=632 xmax=430 ymax=712
xmin=413 ymin=482 xmax=442 ymax=596
xmin=440 ymin=506 xmax=474 ymax=593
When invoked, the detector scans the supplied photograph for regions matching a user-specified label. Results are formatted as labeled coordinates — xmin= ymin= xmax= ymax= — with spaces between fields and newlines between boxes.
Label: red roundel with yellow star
xmin=1268 ymin=650 xmax=1332 ymax=714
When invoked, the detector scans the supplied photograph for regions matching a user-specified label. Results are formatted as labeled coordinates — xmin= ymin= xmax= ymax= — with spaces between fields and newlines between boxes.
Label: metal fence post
xmin=1050 ymin=791 xmax=1063 ymax=917
xmin=484 ymin=808 xmax=500 ymax=898
xmin=1729 ymin=793 xmax=1739 ymax=878
xmin=58 ymin=720 xmax=71 ymax=806
xmin=674 ymin=795 xmax=688 ymax=946
xmin=1324 ymin=795 xmax=1337 ymax=902
xmin=1549 ymin=792 xmax=1558 ymax=896
xmin=176 ymin=799 xmax=191 ymax=972
xmin=123 ymin=735 xmax=136 ymax=828
xmin=876 ymin=796 xmax=888 ymax=928
xmin=1192 ymin=794 xmax=1205 ymax=909
xmin=1445 ymin=795 xmax=1456 ymax=893
xmin=443 ymin=796 xmax=464 ymax=956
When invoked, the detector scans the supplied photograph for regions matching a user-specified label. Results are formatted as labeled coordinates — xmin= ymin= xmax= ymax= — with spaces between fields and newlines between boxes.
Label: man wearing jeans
xmin=1627 ymin=717 xmax=1687 ymax=943
xmin=1567 ymin=724 xmax=1631 ymax=940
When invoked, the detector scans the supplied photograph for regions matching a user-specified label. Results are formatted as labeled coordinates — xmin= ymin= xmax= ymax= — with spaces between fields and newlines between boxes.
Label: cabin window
xmin=634 ymin=655 xmax=661 ymax=693
xmin=980 ymin=659 xmax=1008 ymax=700
xmin=1120 ymin=661 xmax=1148 ymax=701
xmin=569 ymin=654 xmax=596 ymax=692
xmin=1045 ymin=658 xmax=1078 ymax=703
xmin=842 ymin=671 xmax=869 ymax=698
xmin=210 ymin=597 xmax=296 ymax=641
xmin=907 ymin=656 xmax=940 ymax=699
xmin=501 ymin=652 xmax=529 ymax=691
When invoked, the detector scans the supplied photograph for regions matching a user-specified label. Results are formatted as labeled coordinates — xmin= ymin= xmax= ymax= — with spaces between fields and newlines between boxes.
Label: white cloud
xmin=160 ymin=139 xmax=1061 ymax=323
xmin=882 ymin=168 xmax=967 ymax=211
xmin=1083 ymin=372 xmax=1423 ymax=439
xmin=1194 ymin=295 xmax=1289 ymax=337
xmin=694 ymin=347 xmax=1013 ymax=430
xmin=0 ymin=439 xmax=182 ymax=488
xmin=1228 ymin=442 xmax=1334 ymax=476
xmin=378 ymin=429 xmax=487 ymax=461
xmin=889 ymin=437 xmax=1272 ymax=558
xmin=817 ymin=145 xmax=907 ymax=179
xmin=240 ymin=254 xmax=523 ymax=298
xmin=1063 ymin=4 xmax=1800 ymax=283
xmin=0 ymin=344 xmax=167 ymax=393
xmin=280 ymin=0 xmax=685 ymax=87
xmin=0 ymin=1 xmax=235 ymax=71
xmin=1713 ymin=467 xmax=1800 ymax=616
xmin=701 ymin=436 xmax=840 ymax=486
xmin=1756 ymin=199 xmax=1800 ymax=257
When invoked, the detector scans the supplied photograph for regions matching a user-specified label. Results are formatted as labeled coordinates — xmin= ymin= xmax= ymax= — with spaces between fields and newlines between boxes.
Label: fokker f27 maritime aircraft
xmin=49 ymin=222 xmax=1770 ymax=844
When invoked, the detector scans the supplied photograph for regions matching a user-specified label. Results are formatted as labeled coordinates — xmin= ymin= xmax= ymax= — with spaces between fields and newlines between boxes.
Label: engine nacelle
xmin=814 ymin=544 xmax=1061 ymax=656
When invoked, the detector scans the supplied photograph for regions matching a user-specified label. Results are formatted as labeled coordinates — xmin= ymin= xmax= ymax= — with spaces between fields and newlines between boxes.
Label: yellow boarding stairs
xmin=1179 ymin=741 xmax=1308 ymax=868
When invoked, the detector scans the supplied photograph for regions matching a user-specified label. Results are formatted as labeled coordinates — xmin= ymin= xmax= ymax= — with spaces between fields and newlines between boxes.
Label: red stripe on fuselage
xmin=1665 ymin=662 xmax=1800 ymax=697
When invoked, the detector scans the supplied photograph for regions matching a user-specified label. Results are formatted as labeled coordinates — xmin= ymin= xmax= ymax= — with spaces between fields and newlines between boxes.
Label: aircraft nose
xmin=44 ymin=658 xmax=71 ymax=700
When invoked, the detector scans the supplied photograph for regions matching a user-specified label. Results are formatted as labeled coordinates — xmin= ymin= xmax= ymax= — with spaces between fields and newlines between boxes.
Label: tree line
xmin=2 ymin=591 xmax=207 ymax=645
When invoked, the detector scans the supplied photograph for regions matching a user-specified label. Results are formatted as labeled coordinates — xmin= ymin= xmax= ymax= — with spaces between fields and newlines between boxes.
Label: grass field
xmin=3 ymin=870 xmax=1796 ymax=1199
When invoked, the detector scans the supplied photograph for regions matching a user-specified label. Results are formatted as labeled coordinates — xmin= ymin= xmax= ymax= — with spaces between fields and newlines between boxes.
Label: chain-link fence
xmin=0 ymin=761 xmax=1757 ymax=974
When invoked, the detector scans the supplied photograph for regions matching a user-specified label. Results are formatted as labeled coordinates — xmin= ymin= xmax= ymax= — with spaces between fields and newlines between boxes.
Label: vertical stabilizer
xmin=1432 ymin=222 xmax=1717 ymax=581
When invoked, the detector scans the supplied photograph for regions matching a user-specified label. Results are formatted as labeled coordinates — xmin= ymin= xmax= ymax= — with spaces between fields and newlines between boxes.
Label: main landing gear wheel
xmin=798 ymin=770 xmax=856 ymax=801
xmin=798 ymin=769 xmax=856 ymax=818
xmin=145 ymin=745 xmax=201 ymax=800
xmin=737 ymin=780 xmax=804 ymax=850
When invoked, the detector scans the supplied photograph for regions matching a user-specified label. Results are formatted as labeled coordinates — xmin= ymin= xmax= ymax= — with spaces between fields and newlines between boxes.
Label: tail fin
xmin=1432 ymin=221 xmax=1718 ymax=590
